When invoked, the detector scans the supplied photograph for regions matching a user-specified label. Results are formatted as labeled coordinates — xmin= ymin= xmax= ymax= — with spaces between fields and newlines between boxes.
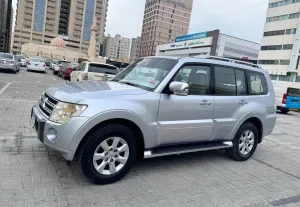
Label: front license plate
xmin=30 ymin=113 xmax=36 ymax=127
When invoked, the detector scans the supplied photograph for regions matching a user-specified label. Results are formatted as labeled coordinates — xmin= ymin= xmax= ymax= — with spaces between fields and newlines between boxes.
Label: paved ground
xmin=0 ymin=67 xmax=300 ymax=207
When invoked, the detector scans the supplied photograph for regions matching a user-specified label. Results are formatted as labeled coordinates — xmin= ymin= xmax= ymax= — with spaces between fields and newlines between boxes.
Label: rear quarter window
xmin=287 ymin=88 xmax=300 ymax=96
xmin=247 ymin=71 xmax=268 ymax=95
xmin=88 ymin=64 xmax=118 ymax=75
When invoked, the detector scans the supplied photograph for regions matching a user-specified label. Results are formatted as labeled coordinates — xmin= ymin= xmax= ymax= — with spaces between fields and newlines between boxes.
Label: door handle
xmin=239 ymin=100 xmax=248 ymax=105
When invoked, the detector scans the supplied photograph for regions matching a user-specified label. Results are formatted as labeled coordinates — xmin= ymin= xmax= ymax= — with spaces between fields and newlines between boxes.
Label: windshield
xmin=112 ymin=58 xmax=178 ymax=91
xmin=32 ymin=58 xmax=44 ymax=63
xmin=0 ymin=54 xmax=13 ymax=59
xmin=88 ymin=64 xmax=118 ymax=75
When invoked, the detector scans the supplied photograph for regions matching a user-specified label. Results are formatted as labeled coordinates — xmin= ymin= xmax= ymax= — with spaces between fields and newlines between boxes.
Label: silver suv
xmin=31 ymin=56 xmax=276 ymax=184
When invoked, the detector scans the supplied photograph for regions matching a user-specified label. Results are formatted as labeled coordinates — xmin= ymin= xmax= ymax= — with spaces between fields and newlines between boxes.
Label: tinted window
xmin=287 ymin=87 xmax=300 ymax=96
xmin=235 ymin=70 xmax=247 ymax=95
xmin=175 ymin=65 xmax=211 ymax=95
xmin=77 ymin=63 xmax=86 ymax=71
xmin=215 ymin=66 xmax=236 ymax=96
xmin=0 ymin=54 xmax=13 ymax=59
xmin=88 ymin=64 xmax=118 ymax=75
xmin=247 ymin=71 xmax=268 ymax=95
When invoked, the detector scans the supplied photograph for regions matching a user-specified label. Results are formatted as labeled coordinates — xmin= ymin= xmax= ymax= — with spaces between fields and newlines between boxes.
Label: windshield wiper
xmin=119 ymin=81 xmax=138 ymax=87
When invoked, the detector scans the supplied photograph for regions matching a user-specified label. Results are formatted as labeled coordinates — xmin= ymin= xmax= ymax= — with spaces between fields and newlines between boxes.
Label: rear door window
xmin=88 ymin=64 xmax=118 ymax=75
xmin=214 ymin=66 xmax=236 ymax=96
xmin=287 ymin=88 xmax=300 ymax=97
xmin=247 ymin=71 xmax=268 ymax=95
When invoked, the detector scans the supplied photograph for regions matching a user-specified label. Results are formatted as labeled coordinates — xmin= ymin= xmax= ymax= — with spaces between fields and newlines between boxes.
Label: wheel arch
xmin=74 ymin=118 xmax=145 ymax=160
xmin=243 ymin=117 xmax=263 ymax=143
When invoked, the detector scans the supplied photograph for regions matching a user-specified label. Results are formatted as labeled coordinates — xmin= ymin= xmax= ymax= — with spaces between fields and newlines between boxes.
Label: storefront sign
xmin=175 ymin=32 xmax=207 ymax=42
xmin=169 ymin=37 xmax=212 ymax=49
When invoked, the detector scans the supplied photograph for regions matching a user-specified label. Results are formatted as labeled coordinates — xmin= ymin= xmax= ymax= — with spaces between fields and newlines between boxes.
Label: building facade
xmin=0 ymin=0 xmax=13 ymax=53
xmin=130 ymin=37 xmax=141 ymax=61
xmin=104 ymin=34 xmax=131 ymax=60
xmin=258 ymin=0 xmax=300 ymax=82
xmin=12 ymin=0 xmax=109 ymax=55
xmin=156 ymin=30 xmax=260 ymax=61
xmin=139 ymin=0 xmax=193 ymax=57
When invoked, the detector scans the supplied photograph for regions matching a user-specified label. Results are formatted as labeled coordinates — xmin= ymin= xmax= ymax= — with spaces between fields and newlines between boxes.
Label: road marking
xmin=0 ymin=82 xmax=11 ymax=95
xmin=47 ymin=70 xmax=56 ymax=80
xmin=275 ymin=126 xmax=300 ymax=136
xmin=0 ymin=98 xmax=36 ymax=103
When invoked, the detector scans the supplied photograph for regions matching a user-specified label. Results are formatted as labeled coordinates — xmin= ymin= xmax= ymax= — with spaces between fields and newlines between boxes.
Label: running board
xmin=144 ymin=141 xmax=233 ymax=159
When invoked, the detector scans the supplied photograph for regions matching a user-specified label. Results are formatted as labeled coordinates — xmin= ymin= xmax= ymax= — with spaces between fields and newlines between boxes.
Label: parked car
xmin=49 ymin=59 xmax=58 ymax=70
xmin=70 ymin=61 xmax=118 ymax=82
xmin=58 ymin=62 xmax=79 ymax=79
xmin=15 ymin=54 xmax=27 ymax=67
xmin=27 ymin=57 xmax=46 ymax=73
xmin=54 ymin=60 xmax=70 ymax=75
xmin=45 ymin=59 xmax=53 ymax=67
xmin=31 ymin=56 xmax=276 ymax=184
xmin=273 ymin=81 xmax=300 ymax=113
xmin=0 ymin=53 xmax=19 ymax=73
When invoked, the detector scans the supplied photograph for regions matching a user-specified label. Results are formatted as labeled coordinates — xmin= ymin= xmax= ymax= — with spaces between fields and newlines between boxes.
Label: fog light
xmin=47 ymin=128 xmax=57 ymax=142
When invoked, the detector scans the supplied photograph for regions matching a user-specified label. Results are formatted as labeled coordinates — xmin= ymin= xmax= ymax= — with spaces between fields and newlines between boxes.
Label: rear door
xmin=88 ymin=63 xmax=118 ymax=81
xmin=212 ymin=66 xmax=249 ymax=140
xmin=286 ymin=87 xmax=300 ymax=110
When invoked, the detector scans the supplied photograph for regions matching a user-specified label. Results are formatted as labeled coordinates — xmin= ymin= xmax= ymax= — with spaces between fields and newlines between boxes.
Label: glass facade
xmin=83 ymin=0 xmax=95 ymax=41
xmin=33 ymin=0 xmax=46 ymax=32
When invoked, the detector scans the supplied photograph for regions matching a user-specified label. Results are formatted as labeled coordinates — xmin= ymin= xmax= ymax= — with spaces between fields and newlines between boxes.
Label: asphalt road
xmin=0 ymin=67 xmax=300 ymax=207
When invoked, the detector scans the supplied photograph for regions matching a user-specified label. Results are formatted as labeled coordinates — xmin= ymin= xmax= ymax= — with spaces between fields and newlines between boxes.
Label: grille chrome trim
xmin=38 ymin=92 xmax=58 ymax=118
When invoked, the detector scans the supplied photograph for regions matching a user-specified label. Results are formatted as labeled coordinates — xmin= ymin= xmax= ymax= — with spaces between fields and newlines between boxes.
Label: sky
xmin=12 ymin=0 xmax=269 ymax=43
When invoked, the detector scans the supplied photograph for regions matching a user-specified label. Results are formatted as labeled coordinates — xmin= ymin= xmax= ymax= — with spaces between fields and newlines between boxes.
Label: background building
xmin=0 ymin=0 xmax=13 ymax=53
xmin=130 ymin=37 xmax=141 ymax=61
xmin=139 ymin=0 xmax=193 ymax=57
xmin=12 ymin=0 xmax=109 ymax=55
xmin=156 ymin=30 xmax=260 ymax=61
xmin=258 ymin=0 xmax=300 ymax=82
xmin=104 ymin=34 xmax=131 ymax=60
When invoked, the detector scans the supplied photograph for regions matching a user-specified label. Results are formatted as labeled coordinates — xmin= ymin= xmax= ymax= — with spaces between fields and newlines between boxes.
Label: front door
xmin=157 ymin=64 xmax=215 ymax=145
xmin=212 ymin=66 xmax=249 ymax=140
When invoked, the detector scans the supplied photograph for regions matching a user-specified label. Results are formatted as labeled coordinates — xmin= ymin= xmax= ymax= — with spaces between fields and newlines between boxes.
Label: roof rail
xmin=194 ymin=55 xmax=261 ymax=69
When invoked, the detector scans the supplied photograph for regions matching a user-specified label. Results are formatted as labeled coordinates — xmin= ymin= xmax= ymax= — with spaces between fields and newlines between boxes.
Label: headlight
xmin=49 ymin=102 xmax=87 ymax=124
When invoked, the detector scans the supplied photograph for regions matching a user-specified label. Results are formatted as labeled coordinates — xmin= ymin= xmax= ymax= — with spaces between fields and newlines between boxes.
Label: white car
xmin=27 ymin=58 xmax=46 ymax=73
xmin=70 ymin=61 xmax=118 ymax=82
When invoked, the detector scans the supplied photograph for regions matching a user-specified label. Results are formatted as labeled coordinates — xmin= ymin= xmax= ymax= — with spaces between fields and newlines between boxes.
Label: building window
xmin=286 ymin=28 xmax=297 ymax=34
xmin=282 ymin=44 xmax=293 ymax=50
xmin=280 ymin=60 xmax=290 ymax=65
xmin=258 ymin=60 xmax=279 ymax=65
xmin=261 ymin=45 xmax=282 ymax=50
xmin=289 ymin=12 xmax=300 ymax=19
xmin=33 ymin=0 xmax=46 ymax=32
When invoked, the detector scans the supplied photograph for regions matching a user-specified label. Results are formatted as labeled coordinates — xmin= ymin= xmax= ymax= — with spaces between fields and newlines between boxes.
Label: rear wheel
xmin=226 ymin=122 xmax=258 ymax=161
xmin=79 ymin=124 xmax=137 ymax=184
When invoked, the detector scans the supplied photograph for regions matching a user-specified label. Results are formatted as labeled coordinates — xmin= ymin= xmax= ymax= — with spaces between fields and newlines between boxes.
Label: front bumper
xmin=28 ymin=66 xmax=46 ymax=71
xmin=31 ymin=105 xmax=89 ymax=160
xmin=20 ymin=62 xmax=27 ymax=66
xmin=0 ymin=64 xmax=16 ymax=71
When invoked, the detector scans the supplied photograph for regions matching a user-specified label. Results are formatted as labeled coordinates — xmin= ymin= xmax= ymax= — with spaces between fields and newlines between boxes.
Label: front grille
xmin=38 ymin=93 xmax=58 ymax=117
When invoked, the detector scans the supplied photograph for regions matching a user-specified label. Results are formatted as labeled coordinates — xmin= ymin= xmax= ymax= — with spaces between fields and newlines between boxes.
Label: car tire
xmin=280 ymin=108 xmax=289 ymax=114
xmin=226 ymin=122 xmax=258 ymax=161
xmin=27 ymin=69 xmax=31 ymax=72
xmin=12 ymin=70 xmax=17 ymax=74
xmin=79 ymin=124 xmax=137 ymax=184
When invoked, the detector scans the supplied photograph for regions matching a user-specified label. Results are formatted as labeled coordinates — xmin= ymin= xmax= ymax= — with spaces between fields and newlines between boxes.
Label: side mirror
xmin=169 ymin=81 xmax=189 ymax=96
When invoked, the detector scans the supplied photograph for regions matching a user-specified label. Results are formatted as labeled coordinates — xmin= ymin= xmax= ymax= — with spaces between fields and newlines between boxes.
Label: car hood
xmin=45 ymin=81 xmax=149 ymax=103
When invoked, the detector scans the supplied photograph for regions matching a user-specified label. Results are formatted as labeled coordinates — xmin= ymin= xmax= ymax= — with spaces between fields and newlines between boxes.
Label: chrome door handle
xmin=239 ymin=100 xmax=248 ymax=105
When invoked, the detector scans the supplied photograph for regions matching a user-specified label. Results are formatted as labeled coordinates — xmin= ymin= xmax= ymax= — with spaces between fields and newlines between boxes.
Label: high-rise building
xmin=0 ymin=0 xmax=13 ymax=53
xmin=9 ymin=7 xmax=13 ymax=52
xmin=258 ymin=0 xmax=300 ymax=82
xmin=12 ymin=0 xmax=109 ymax=55
xmin=104 ymin=34 xmax=131 ymax=60
xmin=139 ymin=0 xmax=193 ymax=57
xmin=130 ymin=37 xmax=141 ymax=61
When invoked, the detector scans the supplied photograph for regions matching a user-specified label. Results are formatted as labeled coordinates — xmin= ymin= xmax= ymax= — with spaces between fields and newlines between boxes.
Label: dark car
xmin=58 ymin=62 xmax=78 ymax=79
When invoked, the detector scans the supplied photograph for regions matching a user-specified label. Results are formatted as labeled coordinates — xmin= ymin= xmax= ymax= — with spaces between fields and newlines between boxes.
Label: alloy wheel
xmin=93 ymin=137 xmax=129 ymax=175
xmin=239 ymin=130 xmax=255 ymax=155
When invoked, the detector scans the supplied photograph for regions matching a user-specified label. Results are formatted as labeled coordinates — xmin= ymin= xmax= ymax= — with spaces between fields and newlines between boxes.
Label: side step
xmin=144 ymin=141 xmax=233 ymax=159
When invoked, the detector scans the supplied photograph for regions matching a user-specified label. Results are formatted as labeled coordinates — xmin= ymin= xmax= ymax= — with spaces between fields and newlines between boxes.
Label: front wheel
xmin=79 ymin=124 xmax=137 ymax=184
xmin=226 ymin=122 xmax=258 ymax=161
